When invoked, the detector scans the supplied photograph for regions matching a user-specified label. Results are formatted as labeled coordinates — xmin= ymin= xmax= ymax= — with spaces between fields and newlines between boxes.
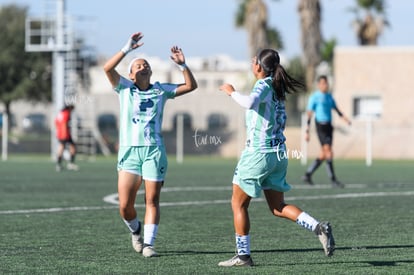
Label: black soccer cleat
xmin=302 ymin=174 xmax=314 ymax=185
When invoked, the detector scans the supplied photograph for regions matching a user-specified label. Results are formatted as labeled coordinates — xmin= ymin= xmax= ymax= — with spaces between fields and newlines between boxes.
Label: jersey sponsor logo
xmin=131 ymin=117 xmax=156 ymax=124
xmin=139 ymin=99 xmax=154 ymax=112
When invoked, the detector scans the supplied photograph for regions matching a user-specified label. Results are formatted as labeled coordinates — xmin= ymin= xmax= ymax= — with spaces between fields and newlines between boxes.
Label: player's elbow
xmin=103 ymin=62 xmax=111 ymax=73
xmin=189 ymin=79 xmax=198 ymax=91
xmin=185 ymin=81 xmax=198 ymax=93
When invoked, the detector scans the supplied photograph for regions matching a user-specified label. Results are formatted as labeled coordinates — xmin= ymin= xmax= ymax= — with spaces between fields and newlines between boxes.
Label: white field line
xmin=1 ymin=187 xmax=413 ymax=215
xmin=0 ymin=205 xmax=118 ymax=215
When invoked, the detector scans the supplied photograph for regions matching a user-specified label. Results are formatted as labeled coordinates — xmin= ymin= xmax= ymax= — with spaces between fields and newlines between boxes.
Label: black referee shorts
xmin=58 ymin=137 xmax=75 ymax=146
xmin=315 ymin=121 xmax=333 ymax=146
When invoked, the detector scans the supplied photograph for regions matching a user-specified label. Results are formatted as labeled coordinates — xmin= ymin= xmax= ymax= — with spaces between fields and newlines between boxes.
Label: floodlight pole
xmin=25 ymin=0 xmax=72 ymax=160
xmin=54 ymin=0 xmax=66 ymax=112
xmin=49 ymin=0 xmax=67 ymax=160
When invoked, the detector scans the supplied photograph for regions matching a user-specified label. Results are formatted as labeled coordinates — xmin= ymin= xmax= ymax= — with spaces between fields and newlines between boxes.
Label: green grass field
xmin=1 ymin=155 xmax=413 ymax=274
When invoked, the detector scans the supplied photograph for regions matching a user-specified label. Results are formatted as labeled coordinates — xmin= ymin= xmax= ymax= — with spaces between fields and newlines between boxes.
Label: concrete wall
xmin=271 ymin=47 xmax=414 ymax=161
xmin=328 ymin=47 xmax=414 ymax=159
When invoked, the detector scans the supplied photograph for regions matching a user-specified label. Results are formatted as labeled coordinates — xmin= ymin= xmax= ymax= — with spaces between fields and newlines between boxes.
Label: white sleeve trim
xmin=230 ymin=91 xmax=259 ymax=109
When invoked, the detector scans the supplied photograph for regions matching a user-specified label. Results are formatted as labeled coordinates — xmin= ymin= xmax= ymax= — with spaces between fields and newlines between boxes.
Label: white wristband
xmin=121 ymin=45 xmax=130 ymax=54
xmin=177 ymin=63 xmax=187 ymax=71
xmin=121 ymin=38 xmax=136 ymax=55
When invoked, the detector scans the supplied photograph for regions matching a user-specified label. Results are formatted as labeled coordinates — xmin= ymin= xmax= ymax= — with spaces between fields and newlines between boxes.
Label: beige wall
xmin=329 ymin=47 xmax=414 ymax=159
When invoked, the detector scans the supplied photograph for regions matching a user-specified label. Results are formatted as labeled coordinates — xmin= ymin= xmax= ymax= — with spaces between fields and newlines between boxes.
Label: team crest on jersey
xmin=153 ymin=88 xmax=162 ymax=95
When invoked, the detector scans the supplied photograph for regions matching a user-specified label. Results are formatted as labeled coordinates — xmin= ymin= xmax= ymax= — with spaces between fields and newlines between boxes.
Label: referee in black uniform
xmin=303 ymin=76 xmax=351 ymax=187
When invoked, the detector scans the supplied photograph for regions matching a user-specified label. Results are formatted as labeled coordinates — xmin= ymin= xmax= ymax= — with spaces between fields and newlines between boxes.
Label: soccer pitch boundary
xmin=1 ymin=185 xmax=414 ymax=215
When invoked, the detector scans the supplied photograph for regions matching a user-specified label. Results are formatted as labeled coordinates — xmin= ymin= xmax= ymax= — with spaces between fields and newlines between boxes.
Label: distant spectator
xmin=55 ymin=104 xmax=78 ymax=171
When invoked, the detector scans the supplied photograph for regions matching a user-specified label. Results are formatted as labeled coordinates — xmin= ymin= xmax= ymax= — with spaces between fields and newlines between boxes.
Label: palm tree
xmin=298 ymin=0 xmax=322 ymax=92
xmin=235 ymin=0 xmax=283 ymax=58
xmin=321 ymin=38 xmax=337 ymax=66
xmin=350 ymin=0 xmax=389 ymax=45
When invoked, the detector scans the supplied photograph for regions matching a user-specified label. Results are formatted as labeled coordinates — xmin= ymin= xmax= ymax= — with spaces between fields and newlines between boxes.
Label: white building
xmin=4 ymin=54 xmax=252 ymax=157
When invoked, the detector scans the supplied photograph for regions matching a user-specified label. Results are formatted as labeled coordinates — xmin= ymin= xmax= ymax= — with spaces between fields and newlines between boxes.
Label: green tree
xmin=235 ymin=0 xmax=283 ymax=58
xmin=350 ymin=0 xmax=389 ymax=45
xmin=234 ymin=0 xmax=310 ymax=124
xmin=286 ymin=56 xmax=306 ymax=126
xmin=321 ymin=37 xmax=337 ymax=66
xmin=0 ymin=4 xmax=52 ymax=121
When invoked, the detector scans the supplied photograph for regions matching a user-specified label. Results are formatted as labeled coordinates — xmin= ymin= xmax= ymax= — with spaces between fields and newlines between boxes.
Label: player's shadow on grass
xmin=254 ymin=244 xmax=414 ymax=267
xmin=253 ymin=244 xmax=414 ymax=254
xmin=364 ymin=260 xmax=414 ymax=267
xmin=162 ymin=244 xmax=414 ymax=259
xmin=262 ymin=259 xmax=414 ymax=268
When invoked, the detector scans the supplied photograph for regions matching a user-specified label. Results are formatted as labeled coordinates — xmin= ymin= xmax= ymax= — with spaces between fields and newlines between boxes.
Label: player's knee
xmin=269 ymin=202 xmax=286 ymax=217
xmin=325 ymin=151 xmax=333 ymax=159
xmin=145 ymin=196 xmax=160 ymax=208
xmin=231 ymin=197 xmax=249 ymax=212
xmin=270 ymin=209 xmax=284 ymax=217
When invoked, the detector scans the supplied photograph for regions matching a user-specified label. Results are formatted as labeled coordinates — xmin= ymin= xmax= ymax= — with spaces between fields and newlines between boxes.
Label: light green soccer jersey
xmin=245 ymin=76 xmax=287 ymax=153
xmin=114 ymin=76 xmax=177 ymax=146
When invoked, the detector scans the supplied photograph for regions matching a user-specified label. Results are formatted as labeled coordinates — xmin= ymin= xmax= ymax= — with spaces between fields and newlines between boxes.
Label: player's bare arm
xmin=170 ymin=46 xmax=198 ymax=96
xmin=103 ymin=32 xmax=144 ymax=87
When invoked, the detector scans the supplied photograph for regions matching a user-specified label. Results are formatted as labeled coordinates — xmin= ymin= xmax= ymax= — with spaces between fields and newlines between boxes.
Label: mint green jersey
xmin=245 ymin=77 xmax=286 ymax=153
xmin=114 ymin=76 xmax=177 ymax=146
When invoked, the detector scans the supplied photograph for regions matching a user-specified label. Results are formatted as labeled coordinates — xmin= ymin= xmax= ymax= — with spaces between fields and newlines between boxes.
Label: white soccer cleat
xmin=131 ymin=233 xmax=143 ymax=253
xmin=142 ymin=246 xmax=158 ymax=258
xmin=315 ymin=221 xmax=335 ymax=256
xmin=67 ymin=163 xmax=79 ymax=171
xmin=218 ymin=255 xmax=254 ymax=267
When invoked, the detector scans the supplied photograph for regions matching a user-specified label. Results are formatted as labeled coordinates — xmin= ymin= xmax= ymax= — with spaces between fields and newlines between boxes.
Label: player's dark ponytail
xmin=257 ymin=49 xmax=304 ymax=100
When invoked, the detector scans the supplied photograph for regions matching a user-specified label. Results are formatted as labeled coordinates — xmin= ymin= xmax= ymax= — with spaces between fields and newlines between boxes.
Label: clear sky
xmin=1 ymin=0 xmax=413 ymax=60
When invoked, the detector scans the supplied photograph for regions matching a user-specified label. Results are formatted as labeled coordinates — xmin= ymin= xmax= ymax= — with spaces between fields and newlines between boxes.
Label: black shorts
xmin=58 ymin=137 xmax=75 ymax=146
xmin=315 ymin=122 xmax=333 ymax=146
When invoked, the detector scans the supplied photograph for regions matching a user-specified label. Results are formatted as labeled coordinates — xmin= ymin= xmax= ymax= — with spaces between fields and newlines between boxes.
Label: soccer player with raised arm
xmin=103 ymin=32 xmax=197 ymax=257
xmin=217 ymin=49 xmax=335 ymax=267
